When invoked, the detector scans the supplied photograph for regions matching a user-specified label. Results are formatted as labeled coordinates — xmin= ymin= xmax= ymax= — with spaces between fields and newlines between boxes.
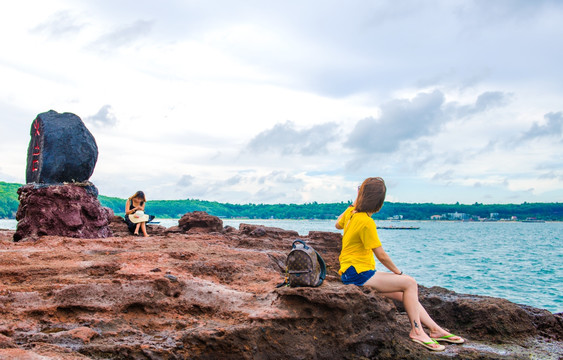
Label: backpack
xmin=277 ymin=239 xmax=327 ymax=288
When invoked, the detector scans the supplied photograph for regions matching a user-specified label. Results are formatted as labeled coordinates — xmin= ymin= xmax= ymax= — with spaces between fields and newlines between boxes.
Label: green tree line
xmin=0 ymin=182 xmax=21 ymax=219
xmin=1 ymin=181 xmax=562 ymax=220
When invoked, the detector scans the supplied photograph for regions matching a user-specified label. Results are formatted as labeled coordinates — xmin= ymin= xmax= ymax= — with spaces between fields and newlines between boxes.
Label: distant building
xmin=388 ymin=215 xmax=404 ymax=220
xmin=447 ymin=212 xmax=470 ymax=220
xmin=430 ymin=215 xmax=444 ymax=220
xmin=490 ymin=213 xmax=500 ymax=220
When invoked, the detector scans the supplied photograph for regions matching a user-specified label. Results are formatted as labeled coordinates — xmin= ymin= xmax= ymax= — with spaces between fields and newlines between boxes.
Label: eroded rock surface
xmin=13 ymin=183 xmax=113 ymax=242
xmin=0 ymin=223 xmax=561 ymax=359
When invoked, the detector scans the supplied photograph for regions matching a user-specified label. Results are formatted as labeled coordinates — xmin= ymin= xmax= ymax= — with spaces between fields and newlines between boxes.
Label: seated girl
xmin=124 ymin=191 xmax=155 ymax=237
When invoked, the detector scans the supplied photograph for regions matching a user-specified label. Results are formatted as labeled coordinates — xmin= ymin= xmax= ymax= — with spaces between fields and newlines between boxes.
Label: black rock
xmin=26 ymin=110 xmax=98 ymax=184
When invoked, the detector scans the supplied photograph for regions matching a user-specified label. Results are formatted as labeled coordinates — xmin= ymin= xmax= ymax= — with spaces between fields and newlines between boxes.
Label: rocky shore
xmin=0 ymin=216 xmax=562 ymax=359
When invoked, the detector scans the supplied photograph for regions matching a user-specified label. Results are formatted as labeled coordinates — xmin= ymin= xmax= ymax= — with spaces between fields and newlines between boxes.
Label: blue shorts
xmin=341 ymin=266 xmax=376 ymax=286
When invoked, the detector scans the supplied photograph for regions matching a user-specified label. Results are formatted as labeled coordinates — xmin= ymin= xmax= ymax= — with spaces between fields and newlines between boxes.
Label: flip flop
xmin=431 ymin=334 xmax=465 ymax=344
xmin=410 ymin=338 xmax=445 ymax=351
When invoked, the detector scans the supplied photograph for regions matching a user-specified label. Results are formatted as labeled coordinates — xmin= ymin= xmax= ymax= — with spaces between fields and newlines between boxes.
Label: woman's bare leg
xmin=363 ymin=273 xmax=443 ymax=349
xmin=380 ymin=291 xmax=462 ymax=341
xmin=134 ymin=223 xmax=140 ymax=235
xmin=141 ymin=222 xmax=149 ymax=237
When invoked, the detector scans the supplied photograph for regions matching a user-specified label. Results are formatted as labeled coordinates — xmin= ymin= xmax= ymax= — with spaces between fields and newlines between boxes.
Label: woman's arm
xmin=125 ymin=199 xmax=132 ymax=215
xmin=335 ymin=211 xmax=346 ymax=229
xmin=335 ymin=203 xmax=356 ymax=229
xmin=373 ymin=246 xmax=402 ymax=275
xmin=125 ymin=199 xmax=139 ymax=215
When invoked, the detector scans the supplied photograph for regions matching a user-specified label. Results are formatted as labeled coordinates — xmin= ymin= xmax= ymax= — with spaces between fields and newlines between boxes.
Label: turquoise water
xmin=375 ymin=221 xmax=562 ymax=314
xmin=223 ymin=219 xmax=563 ymax=314
xmin=2 ymin=219 xmax=561 ymax=313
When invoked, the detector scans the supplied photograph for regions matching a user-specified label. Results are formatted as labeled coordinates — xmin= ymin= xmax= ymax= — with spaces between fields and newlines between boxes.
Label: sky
xmin=0 ymin=0 xmax=562 ymax=205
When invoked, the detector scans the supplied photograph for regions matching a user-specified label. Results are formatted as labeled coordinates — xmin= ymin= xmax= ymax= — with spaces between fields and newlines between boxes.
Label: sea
xmin=1 ymin=218 xmax=561 ymax=314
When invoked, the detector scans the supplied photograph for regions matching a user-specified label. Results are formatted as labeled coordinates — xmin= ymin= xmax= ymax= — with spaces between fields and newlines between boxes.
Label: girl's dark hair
xmin=129 ymin=191 xmax=146 ymax=204
xmin=355 ymin=177 xmax=386 ymax=214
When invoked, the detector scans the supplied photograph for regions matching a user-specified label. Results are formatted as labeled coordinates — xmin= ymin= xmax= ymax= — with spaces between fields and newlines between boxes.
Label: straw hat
xmin=129 ymin=210 xmax=149 ymax=223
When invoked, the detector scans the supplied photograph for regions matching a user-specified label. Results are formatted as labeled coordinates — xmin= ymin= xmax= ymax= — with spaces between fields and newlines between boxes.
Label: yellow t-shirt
xmin=338 ymin=206 xmax=382 ymax=275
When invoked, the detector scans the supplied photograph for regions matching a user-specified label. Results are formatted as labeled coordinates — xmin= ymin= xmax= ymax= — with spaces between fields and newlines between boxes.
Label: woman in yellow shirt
xmin=336 ymin=177 xmax=464 ymax=352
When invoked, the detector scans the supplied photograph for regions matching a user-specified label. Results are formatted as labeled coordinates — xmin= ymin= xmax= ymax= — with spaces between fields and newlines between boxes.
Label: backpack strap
xmin=276 ymin=272 xmax=289 ymax=288
xmin=292 ymin=239 xmax=309 ymax=249
xmin=315 ymin=250 xmax=327 ymax=287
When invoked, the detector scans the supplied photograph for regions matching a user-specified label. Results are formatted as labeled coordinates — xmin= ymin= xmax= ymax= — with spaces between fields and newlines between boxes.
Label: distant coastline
xmin=1 ymin=181 xmax=562 ymax=221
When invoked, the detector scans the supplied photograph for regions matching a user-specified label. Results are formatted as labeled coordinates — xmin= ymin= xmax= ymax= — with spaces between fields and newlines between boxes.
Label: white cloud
xmin=521 ymin=112 xmax=563 ymax=140
xmin=30 ymin=10 xmax=86 ymax=38
xmin=246 ymin=121 xmax=338 ymax=156
xmin=88 ymin=19 xmax=154 ymax=53
xmin=346 ymin=90 xmax=447 ymax=153
xmin=85 ymin=105 xmax=117 ymax=127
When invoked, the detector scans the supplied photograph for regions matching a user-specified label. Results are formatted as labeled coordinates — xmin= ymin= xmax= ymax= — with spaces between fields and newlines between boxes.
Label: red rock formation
xmin=178 ymin=211 xmax=223 ymax=233
xmin=14 ymin=183 xmax=113 ymax=242
xmin=239 ymin=223 xmax=299 ymax=238
xmin=0 ymin=222 xmax=561 ymax=359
